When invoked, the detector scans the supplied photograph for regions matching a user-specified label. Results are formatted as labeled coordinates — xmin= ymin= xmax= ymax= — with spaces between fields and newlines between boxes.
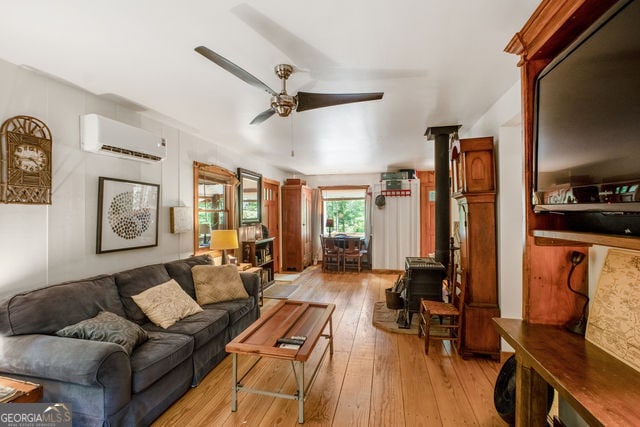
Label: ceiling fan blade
xmin=195 ymin=46 xmax=277 ymax=96
xmin=296 ymin=92 xmax=384 ymax=112
xmin=250 ymin=108 xmax=276 ymax=125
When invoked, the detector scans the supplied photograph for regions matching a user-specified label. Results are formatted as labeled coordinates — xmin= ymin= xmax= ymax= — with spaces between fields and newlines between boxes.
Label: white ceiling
xmin=0 ymin=0 xmax=539 ymax=175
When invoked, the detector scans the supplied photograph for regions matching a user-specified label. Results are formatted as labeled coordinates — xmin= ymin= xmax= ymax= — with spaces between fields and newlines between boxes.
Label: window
xmin=193 ymin=162 xmax=238 ymax=255
xmin=321 ymin=186 xmax=368 ymax=237
xmin=198 ymin=179 xmax=227 ymax=247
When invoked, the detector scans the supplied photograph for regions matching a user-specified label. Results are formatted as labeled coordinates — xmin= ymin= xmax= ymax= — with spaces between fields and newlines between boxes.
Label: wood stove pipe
xmin=425 ymin=125 xmax=461 ymax=267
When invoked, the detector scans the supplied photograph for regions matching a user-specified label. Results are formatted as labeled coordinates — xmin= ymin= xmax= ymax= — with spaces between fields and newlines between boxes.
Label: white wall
xmin=0 ymin=59 xmax=286 ymax=299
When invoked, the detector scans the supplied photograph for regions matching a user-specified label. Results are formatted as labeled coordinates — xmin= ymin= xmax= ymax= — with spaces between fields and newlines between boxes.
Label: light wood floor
xmin=153 ymin=266 xmax=510 ymax=426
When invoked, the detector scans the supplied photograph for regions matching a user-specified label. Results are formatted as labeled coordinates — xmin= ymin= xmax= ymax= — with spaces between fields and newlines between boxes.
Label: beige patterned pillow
xmin=131 ymin=279 xmax=203 ymax=329
xmin=192 ymin=264 xmax=249 ymax=305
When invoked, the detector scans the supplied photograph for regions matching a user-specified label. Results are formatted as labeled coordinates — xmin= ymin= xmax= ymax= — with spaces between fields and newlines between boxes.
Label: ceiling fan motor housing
xmin=271 ymin=93 xmax=297 ymax=117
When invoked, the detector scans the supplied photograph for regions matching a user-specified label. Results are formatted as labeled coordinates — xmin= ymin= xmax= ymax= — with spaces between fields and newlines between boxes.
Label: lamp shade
xmin=210 ymin=230 xmax=239 ymax=250
xmin=325 ymin=218 xmax=334 ymax=228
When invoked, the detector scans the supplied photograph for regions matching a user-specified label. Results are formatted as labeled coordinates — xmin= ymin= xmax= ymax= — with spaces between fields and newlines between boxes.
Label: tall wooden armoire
xmin=450 ymin=136 xmax=501 ymax=360
xmin=281 ymin=182 xmax=313 ymax=272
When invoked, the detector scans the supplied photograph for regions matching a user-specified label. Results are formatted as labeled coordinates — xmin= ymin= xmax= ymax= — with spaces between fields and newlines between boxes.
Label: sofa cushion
xmin=0 ymin=275 xmax=126 ymax=336
xmin=141 ymin=308 xmax=229 ymax=350
xmin=130 ymin=331 xmax=194 ymax=394
xmin=204 ymin=299 xmax=256 ymax=325
xmin=164 ymin=255 xmax=213 ymax=299
xmin=131 ymin=279 xmax=203 ymax=329
xmin=114 ymin=264 xmax=172 ymax=324
xmin=192 ymin=264 xmax=249 ymax=305
xmin=56 ymin=311 xmax=149 ymax=355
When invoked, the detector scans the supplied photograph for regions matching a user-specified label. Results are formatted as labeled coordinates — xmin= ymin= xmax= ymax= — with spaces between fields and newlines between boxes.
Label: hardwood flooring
xmin=153 ymin=266 xmax=510 ymax=426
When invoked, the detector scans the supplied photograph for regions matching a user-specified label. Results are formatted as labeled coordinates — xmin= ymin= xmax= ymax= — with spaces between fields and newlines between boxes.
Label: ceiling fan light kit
xmin=195 ymin=46 xmax=383 ymax=125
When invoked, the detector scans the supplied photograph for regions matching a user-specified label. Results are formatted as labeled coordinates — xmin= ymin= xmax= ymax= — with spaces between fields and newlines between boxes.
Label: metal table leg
xmin=294 ymin=361 xmax=305 ymax=423
xmin=231 ymin=353 xmax=238 ymax=412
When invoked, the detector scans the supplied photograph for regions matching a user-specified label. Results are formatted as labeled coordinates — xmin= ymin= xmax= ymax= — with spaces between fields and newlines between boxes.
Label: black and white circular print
xmin=108 ymin=191 xmax=153 ymax=239
xmin=97 ymin=177 xmax=159 ymax=254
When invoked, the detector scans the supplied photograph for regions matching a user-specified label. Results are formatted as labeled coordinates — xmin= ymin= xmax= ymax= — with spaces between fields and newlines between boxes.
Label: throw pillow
xmin=192 ymin=264 xmax=249 ymax=305
xmin=56 ymin=311 xmax=148 ymax=355
xmin=131 ymin=279 xmax=203 ymax=329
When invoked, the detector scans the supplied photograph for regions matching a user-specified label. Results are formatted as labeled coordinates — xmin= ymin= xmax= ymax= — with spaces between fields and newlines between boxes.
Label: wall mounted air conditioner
xmin=80 ymin=113 xmax=166 ymax=162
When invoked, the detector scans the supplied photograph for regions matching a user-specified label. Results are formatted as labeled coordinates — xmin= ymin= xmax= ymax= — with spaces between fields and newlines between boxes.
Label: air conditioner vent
xmin=100 ymin=144 xmax=165 ymax=162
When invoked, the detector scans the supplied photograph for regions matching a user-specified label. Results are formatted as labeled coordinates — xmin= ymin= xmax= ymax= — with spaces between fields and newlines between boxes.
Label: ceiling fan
xmin=195 ymin=46 xmax=384 ymax=125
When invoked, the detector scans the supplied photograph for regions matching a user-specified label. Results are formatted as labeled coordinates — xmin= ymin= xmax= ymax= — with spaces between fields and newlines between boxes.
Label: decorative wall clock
xmin=0 ymin=115 xmax=53 ymax=204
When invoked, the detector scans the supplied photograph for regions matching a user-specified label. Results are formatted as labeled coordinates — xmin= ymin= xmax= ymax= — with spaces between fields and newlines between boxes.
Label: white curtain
xmin=312 ymin=188 xmax=323 ymax=264
xmin=371 ymin=180 xmax=421 ymax=270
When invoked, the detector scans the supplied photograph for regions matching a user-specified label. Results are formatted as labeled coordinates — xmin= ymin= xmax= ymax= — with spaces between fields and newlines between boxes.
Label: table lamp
xmin=210 ymin=230 xmax=239 ymax=264
xmin=325 ymin=218 xmax=334 ymax=236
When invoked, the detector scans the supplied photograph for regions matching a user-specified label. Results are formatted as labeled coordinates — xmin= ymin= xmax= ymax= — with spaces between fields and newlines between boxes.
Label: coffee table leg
xmin=231 ymin=353 xmax=238 ymax=412
xmin=329 ymin=316 xmax=334 ymax=355
xmin=295 ymin=361 xmax=305 ymax=423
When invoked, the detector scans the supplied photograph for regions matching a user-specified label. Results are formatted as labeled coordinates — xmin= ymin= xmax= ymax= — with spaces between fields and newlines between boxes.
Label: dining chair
xmin=418 ymin=267 xmax=466 ymax=354
xmin=321 ymin=235 xmax=341 ymax=272
xmin=342 ymin=238 xmax=363 ymax=272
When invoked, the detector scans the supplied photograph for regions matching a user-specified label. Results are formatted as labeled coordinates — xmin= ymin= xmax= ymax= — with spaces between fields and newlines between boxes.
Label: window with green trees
xmin=322 ymin=187 xmax=367 ymax=237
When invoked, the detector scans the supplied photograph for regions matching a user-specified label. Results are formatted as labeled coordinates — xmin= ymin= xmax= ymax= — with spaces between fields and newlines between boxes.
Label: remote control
xmin=276 ymin=337 xmax=305 ymax=346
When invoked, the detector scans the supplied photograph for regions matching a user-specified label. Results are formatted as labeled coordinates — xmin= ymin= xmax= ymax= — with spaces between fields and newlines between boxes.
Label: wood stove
xmin=398 ymin=257 xmax=445 ymax=328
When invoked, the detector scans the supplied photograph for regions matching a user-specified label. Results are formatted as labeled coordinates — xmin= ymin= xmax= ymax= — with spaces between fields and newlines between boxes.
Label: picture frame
xmin=97 ymin=177 xmax=160 ymax=254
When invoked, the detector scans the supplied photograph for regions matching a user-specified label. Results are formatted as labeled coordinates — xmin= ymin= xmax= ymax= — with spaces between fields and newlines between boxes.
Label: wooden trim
xmin=505 ymin=0 xmax=619 ymax=61
xmin=533 ymin=230 xmax=640 ymax=251
xmin=262 ymin=177 xmax=280 ymax=186
xmin=193 ymin=161 xmax=239 ymax=184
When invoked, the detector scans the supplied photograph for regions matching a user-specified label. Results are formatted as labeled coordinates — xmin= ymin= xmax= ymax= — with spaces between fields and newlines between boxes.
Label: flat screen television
xmin=533 ymin=0 xmax=640 ymax=215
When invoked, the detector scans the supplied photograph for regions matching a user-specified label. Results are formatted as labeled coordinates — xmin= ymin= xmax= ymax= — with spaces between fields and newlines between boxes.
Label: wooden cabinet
xmin=495 ymin=2 xmax=640 ymax=426
xmin=281 ymin=183 xmax=313 ymax=272
xmin=241 ymin=238 xmax=275 ymax=285
xmin=505 ymin=0 xmax=619 ymax=325
xmin=452 ymin=137 xmax=500 ymax=359
xmin=450 ymin=137 xmax=495 ymax=195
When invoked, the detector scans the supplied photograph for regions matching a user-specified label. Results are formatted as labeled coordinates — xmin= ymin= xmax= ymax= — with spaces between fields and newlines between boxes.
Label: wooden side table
xmin=0 ymin=376 xmax=43 ymax=403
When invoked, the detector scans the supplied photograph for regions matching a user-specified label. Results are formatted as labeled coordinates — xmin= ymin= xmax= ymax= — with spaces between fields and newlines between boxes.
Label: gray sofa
xmin=0 ymin=254 xmax=260 ymax=426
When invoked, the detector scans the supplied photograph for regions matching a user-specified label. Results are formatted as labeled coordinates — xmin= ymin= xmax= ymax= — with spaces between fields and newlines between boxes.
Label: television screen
xmin=534 ymin=0 xmax=640 ymax=212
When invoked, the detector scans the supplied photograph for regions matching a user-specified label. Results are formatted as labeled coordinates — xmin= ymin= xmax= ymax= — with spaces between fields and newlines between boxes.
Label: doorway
xmin=262 ymin=178 xmax=281 ymax=273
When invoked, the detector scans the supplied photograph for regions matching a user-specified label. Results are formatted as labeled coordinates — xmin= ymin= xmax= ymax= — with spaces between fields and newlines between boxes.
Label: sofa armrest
xmin=0 ymin=334 xmax=131 ymax=390
xmin=239 ymin=271 xmax=261 ymax=299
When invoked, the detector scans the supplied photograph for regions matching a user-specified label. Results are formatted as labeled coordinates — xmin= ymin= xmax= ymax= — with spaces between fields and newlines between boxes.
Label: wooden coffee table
xmin=225 ymin=300 xmax=335 ymax=424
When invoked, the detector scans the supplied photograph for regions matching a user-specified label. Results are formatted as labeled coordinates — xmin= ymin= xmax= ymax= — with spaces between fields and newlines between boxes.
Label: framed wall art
xmin=97 ymin=177 xmax=160 ymax=253
xmin=170 ymin=206 xmax=193 ymax=233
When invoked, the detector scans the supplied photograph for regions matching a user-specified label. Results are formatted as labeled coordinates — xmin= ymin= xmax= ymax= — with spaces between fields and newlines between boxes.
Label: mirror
xmin=238 ymin=168 xmax=262 ymax=224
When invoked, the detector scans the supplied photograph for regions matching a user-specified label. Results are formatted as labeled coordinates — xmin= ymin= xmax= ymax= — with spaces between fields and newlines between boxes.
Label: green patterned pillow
xmin=56 ymin=311 xmax=148 ymax=355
